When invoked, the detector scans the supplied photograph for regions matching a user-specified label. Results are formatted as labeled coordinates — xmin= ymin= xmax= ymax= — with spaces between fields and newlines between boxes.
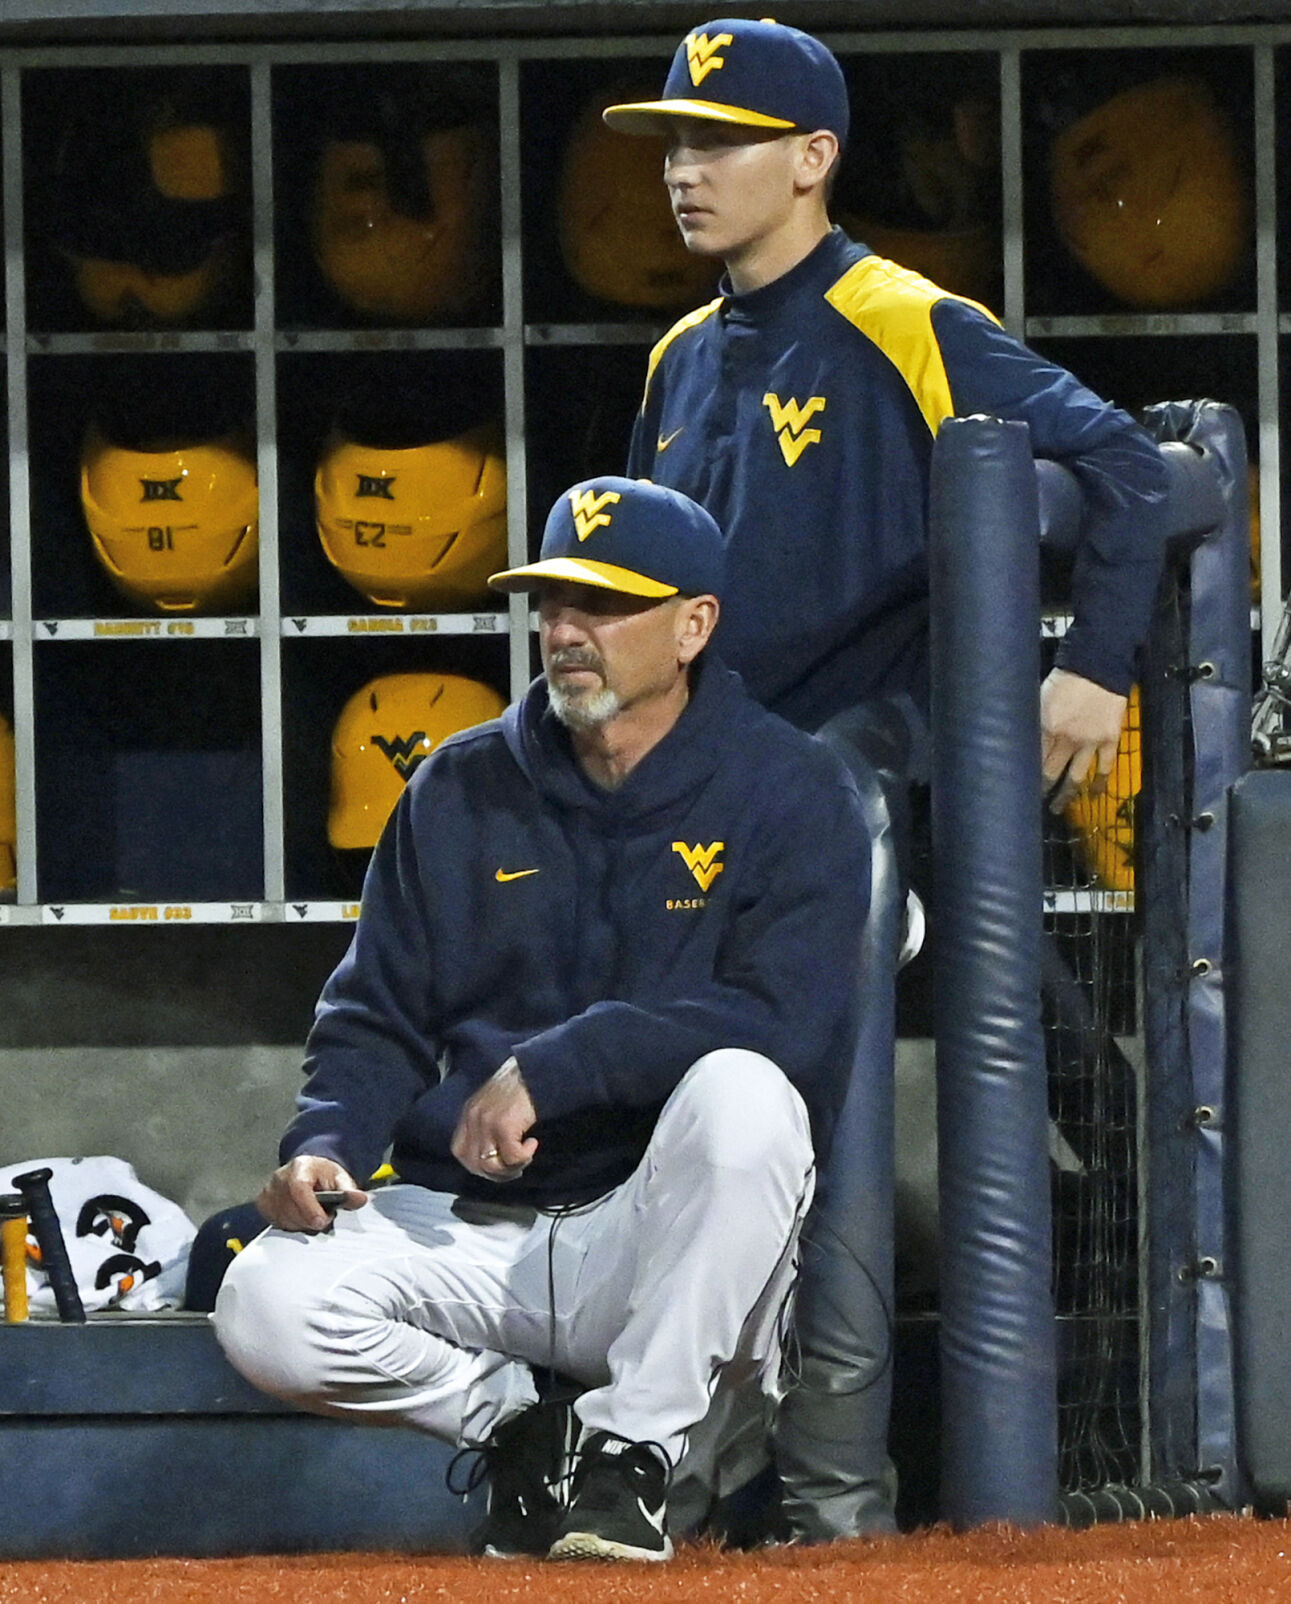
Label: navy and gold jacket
xmin=628 ymin=227 xmax=1169 ymax=733
xmin=280 ymin=655 xmax=869 ymax=1205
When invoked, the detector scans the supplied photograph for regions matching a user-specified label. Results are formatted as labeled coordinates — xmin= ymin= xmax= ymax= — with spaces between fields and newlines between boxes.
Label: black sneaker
xmin=450 ymin=1398 xmax=579 ymax=1558
xmin=547 ymin=1430 xmax=673 ymax=1562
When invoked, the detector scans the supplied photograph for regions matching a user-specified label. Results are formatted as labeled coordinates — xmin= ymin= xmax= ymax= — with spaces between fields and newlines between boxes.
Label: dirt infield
xmin=3 ymin=1515 xmax=1291 ymax=1604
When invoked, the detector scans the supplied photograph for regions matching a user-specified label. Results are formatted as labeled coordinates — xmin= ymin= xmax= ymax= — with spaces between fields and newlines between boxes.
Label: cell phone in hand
xmin=313 ymin=1189 xmax=349 ymax=1213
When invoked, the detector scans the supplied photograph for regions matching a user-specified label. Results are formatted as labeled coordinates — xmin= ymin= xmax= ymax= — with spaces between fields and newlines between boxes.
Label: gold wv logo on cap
xmin=686 ymin=31 xmax=734 ymax=85
xmin=568 ymin=487 xmax=622 ymax=541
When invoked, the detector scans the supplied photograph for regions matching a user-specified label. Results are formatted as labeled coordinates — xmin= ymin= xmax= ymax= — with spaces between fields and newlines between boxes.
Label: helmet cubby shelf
xmin=0 ymin=25 xmax=1281 ymax=917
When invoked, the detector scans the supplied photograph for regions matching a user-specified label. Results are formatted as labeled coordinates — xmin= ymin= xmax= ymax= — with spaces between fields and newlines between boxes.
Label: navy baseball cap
xmin=602 ymin=18 xmax=849 ymax=146
xmin=489 ymin=477 xmax=726 ymax=600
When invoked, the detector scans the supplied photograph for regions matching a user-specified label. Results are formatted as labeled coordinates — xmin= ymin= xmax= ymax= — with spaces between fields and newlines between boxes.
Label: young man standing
xmin=214 ymin=477 xmax=873 ymax=1562
xmin=604 ymin=18 xmax=1169 ymax=1540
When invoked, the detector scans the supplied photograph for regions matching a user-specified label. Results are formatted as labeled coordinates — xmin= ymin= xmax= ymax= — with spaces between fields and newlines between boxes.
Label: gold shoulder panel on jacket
xmin=823 ymin=255 xmax=1001 ymax=438
xmin=642 ymin=296 xmax=725 ymax=409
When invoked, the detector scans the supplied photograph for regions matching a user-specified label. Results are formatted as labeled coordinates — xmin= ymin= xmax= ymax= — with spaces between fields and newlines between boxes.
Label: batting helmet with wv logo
xmin=327 ymin=671 xmax=506 ymax=850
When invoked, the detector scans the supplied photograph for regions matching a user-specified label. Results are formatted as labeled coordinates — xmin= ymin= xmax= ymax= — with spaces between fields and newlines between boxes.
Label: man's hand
xmin=452 ymin=1058 xmax=538 ymax=1183
xmin=1040 ymin=667 xmax=1128 ymax=813
xmin=256 ymin=1154 xmax=368 ymax=1233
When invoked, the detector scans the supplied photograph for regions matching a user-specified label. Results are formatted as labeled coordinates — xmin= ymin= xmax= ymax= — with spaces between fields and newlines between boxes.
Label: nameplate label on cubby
xmin=36 ymin=619 xmax=259 ymax=641
xmin=40 ymin=903 xmax=266 ymax=925
xmin=28 ymin=331 xmax=254 ymax=355
xmin=1026 ymin=313 xmax=1257 ymax=340
xmin=0 ymin=621 xmax=11 ymax=642
xmin=285 ymin=902 xmax=363 ymax=923
xmin=281 ymin=615 xmax=508 ymax=638
xmin=1043 ymin=889 xmax=1135 ymax=916
xmin=276 ymin=329 xmax=505 ymax=353
xmin=525 ymin=324 xmax=667 ymax=347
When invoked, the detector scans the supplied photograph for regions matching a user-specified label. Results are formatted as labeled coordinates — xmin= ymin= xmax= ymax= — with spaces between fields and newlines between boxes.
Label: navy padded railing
xmin=929 ymin=405 xmax=1247 ymax=1526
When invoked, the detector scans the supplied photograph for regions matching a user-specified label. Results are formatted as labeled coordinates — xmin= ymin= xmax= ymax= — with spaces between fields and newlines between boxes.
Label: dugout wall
xmin=0 ymin=0 xmax=1283 ymax=1557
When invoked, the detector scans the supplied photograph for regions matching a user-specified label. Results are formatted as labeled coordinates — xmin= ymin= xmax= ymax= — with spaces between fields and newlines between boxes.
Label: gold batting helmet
xmin=1050 ymin=76 xmax=1251 ymax=309
xmin=315 ymin=420 xmax=507 ymax=612
xmin=69 ymin=250 xmax=234 ymax=328
xmin=80 ymin=427 xmax=259 ymax=614
xmin=1065 ymin=685 xmax=1141 ymax=893
xmin=837 ymin=218 xmax=1002 ymax=312
xmin=328 ymin=671 xmax=506 ymax=850
xmin=311 ymin=124 xmax=490 ymax=323
xmin=557 ymin=82 xmax=720 ymax=309
xmin=0 ymin=713 xmax=15 ymax=895
xmin=836 ymin=95 xmax=1002 ymax=309
xmin=54 ymin=101 xmax=241 ymax=326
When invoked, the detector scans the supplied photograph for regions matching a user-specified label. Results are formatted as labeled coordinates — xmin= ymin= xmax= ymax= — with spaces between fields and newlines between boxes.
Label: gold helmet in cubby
xmin=837 ymin=219 xmax=1001 ymax=312
xmin=328 ymin=672 xmax=506 ymax=850
xmin=315 ymin=420 xmax=507 ymax=612
xmin=71 ymin=251 xmax=232 ymax=328
xmin=1065 ymin=685 xmax=1141 ymax=894
xmin=80 ymin=427 xmax=259 ymax=614
xmin=311 ymin=122 xmax=490 ymax=322
xmin=837 ymin=95 xmax=1002 ymax=310
xmin=0 ymin=713 xmax=15 ymax=895
xmin=52 ymin=95 xmax=242 ymax=326
xmin=1049 ymin=76 xmax=1251 ymax=309
xmin=557 ymin=82 xmax=720 ymax=309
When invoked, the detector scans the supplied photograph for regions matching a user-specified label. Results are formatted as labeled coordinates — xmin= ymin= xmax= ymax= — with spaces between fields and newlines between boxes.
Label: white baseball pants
xmin=213 ymin=1049 xmax=815 ymax=1471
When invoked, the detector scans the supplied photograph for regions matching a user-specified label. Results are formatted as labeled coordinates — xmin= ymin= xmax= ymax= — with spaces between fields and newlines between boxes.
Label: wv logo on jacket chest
xmin=672 ymin=840 xmax=724 ymax=893
xmin=762 ymin=393 xmax=826 ymax=466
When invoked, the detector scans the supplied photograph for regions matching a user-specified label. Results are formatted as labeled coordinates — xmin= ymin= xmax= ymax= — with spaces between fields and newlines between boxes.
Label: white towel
xmin=0 ymin=1155 xmax=196 ymax=1316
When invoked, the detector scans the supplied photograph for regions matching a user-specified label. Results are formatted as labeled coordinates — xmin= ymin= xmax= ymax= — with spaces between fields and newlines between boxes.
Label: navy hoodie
xmin=281 ymin=656 xmax=870 ymax=1206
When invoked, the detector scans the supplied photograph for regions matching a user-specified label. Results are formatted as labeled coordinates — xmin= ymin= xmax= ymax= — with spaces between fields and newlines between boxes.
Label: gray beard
xmin=548 ymin=680 xmax=623 ymax=731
